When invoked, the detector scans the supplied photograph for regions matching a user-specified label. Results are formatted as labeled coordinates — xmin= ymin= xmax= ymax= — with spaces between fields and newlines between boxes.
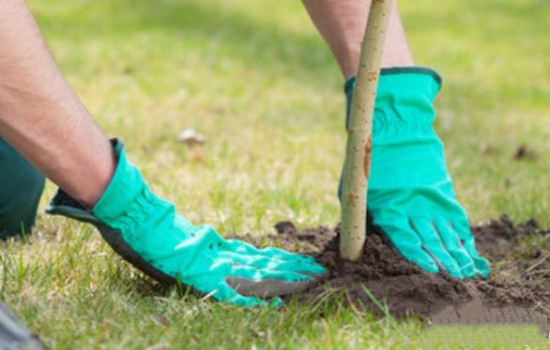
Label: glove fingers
xmin=225 ymin=276 xmax=317 ymax=299
xmin=186 ymin=226 xmax=308 ymax=262
xmin=228 ymin=264 xmax=314 ymax=283
xmin=224 ymin=264 xmax=319 ymax=298
xmin=376 ymin=215 xmax=440 ymax=274
xmin=191 ymin=226 xmax=314 ymax=265
xmin=226 ymin=275 xmax=317 ymax=298
xmin=185 ymin=266 xmax=306 ymax=304
xmin=225 ymin=239 xmax=316 ymax=263
xmin=257 ymin=247 xmax=317 ymax=263
xmin=187 ymin=277 xmax=279 ymax=307
xmin=210 ymin=283 xmax=273 ymax=307
xmin=434 ymin=220 xmax=478 ymax=278
xmin=411 ymin=218 xmax=463 ymax=279
xmin=222 ymin=290 xmax=282 ymax=308
xmin=217 ymin=251 xmax=326 ymax=276
xmin=452 ymin=220 xmax=491 ymax=278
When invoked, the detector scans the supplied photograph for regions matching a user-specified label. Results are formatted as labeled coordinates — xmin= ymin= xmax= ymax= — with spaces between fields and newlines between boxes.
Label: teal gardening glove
xmin=47 ymin=140 xmax=326 ymax=307
xmin=343 ymin=67 xmax=490 ymax=279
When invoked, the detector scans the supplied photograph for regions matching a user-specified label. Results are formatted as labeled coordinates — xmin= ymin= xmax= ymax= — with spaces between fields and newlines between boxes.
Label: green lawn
xmin=1 ymin=0 xmax=550 ymax=348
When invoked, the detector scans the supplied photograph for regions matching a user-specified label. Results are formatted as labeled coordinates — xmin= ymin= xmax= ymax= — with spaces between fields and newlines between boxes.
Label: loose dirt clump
xmin=241 ymin=215 xmax=550 ymax=331
xmin=513 ymin=144 xmax=538 ymax=160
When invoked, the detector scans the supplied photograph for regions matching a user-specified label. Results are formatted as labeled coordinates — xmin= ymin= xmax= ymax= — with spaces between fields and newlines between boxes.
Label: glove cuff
xmin=91 ymin=139 xmax=147 ymax=226
xmin=344 ymin=66 xmax=442 ymax=96
xmin=344 ymin=66 xmax=443 ymax=137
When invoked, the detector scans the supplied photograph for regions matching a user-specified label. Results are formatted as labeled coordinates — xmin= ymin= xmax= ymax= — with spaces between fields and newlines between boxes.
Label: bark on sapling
xmin=340 ymin=0 xmax=394 ymax=260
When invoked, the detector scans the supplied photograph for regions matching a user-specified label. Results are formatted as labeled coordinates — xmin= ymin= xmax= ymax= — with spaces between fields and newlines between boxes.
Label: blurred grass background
xmin=0 ymin=0 xmax=549 ymax=348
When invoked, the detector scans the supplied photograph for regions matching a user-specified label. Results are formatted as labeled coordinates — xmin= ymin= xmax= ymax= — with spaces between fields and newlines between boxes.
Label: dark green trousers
xmin=0 ymin=138 xmax=45 ymax=239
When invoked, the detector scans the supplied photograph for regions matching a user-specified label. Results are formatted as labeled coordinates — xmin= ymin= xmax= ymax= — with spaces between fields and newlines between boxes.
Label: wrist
xmin=91 ymin=139 xmax=147 ymax=225
xmin=344 ymin=66 xmax=442 ymax=96
xmin=345 ymin=66 xmax=442 ymax=137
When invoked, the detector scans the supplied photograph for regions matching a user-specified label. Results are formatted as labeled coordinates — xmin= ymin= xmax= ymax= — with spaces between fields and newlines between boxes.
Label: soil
xmin=239 ymin=215 xmax=550 ymax=332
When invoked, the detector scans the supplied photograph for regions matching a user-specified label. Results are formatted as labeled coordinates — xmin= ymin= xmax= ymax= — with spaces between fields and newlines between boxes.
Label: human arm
xmin=0 ymin=0 xmax=115 ymax=209
xmin=302 ymin=0 xmax=490 ymax=279
xmin=0 ymin=0 xmax=325 ymax=305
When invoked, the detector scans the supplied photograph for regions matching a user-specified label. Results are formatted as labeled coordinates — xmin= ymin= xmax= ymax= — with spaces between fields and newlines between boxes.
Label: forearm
xmin=301 ymin=0 xmax=414 ymax=78
xmin=0 ymin=0 xmax=115 ymax=209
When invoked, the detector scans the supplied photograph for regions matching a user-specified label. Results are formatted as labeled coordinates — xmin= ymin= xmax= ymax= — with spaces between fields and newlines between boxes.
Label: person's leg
xmin=301 ymin=0 xmax=414 ymax=78
xmin=301 ymin=0 xmax=491 ymax=280
xmin=0 ymin=138 xmax=44 ymax=238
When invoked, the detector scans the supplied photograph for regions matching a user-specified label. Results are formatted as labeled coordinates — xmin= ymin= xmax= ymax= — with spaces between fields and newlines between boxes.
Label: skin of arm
xmin=301 ymin=0 xmax=414 ymax=78
xmin=0 ymin=0 xmax=115 ymax=209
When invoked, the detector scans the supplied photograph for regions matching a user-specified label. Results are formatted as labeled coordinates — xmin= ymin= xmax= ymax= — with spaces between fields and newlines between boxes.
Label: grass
xmin=1 ymin=0 xmax=550 ymax=348
xmin=419 ymin=324 xmax=550 ymax=349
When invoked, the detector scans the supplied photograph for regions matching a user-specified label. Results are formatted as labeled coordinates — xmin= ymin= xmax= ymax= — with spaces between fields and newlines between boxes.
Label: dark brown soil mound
xmin=240 ymin=216 xmax=550 ymax=331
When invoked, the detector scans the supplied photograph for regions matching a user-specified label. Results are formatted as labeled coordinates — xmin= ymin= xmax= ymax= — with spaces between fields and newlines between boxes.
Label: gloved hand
xmin=46 ymin=139 xmax=326 ymax=307
xmin=342 ymin=67 xmax=490 ymax=279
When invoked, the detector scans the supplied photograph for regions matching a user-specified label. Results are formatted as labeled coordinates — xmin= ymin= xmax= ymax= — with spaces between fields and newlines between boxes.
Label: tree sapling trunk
xmin=340 ymin=0 xmax=395 ymax=261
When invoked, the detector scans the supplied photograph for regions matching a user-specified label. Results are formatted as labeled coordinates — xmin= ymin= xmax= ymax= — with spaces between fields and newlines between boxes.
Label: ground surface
xmin=254 ymin=218 xmax=550 ymax=330
xmin=1 ymin=0 xmax=550 ymax=349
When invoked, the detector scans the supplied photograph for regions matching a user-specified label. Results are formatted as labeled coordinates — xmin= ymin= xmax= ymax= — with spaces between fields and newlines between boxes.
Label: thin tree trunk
xmin=340 ymin=0 xmax=394 ymax=261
